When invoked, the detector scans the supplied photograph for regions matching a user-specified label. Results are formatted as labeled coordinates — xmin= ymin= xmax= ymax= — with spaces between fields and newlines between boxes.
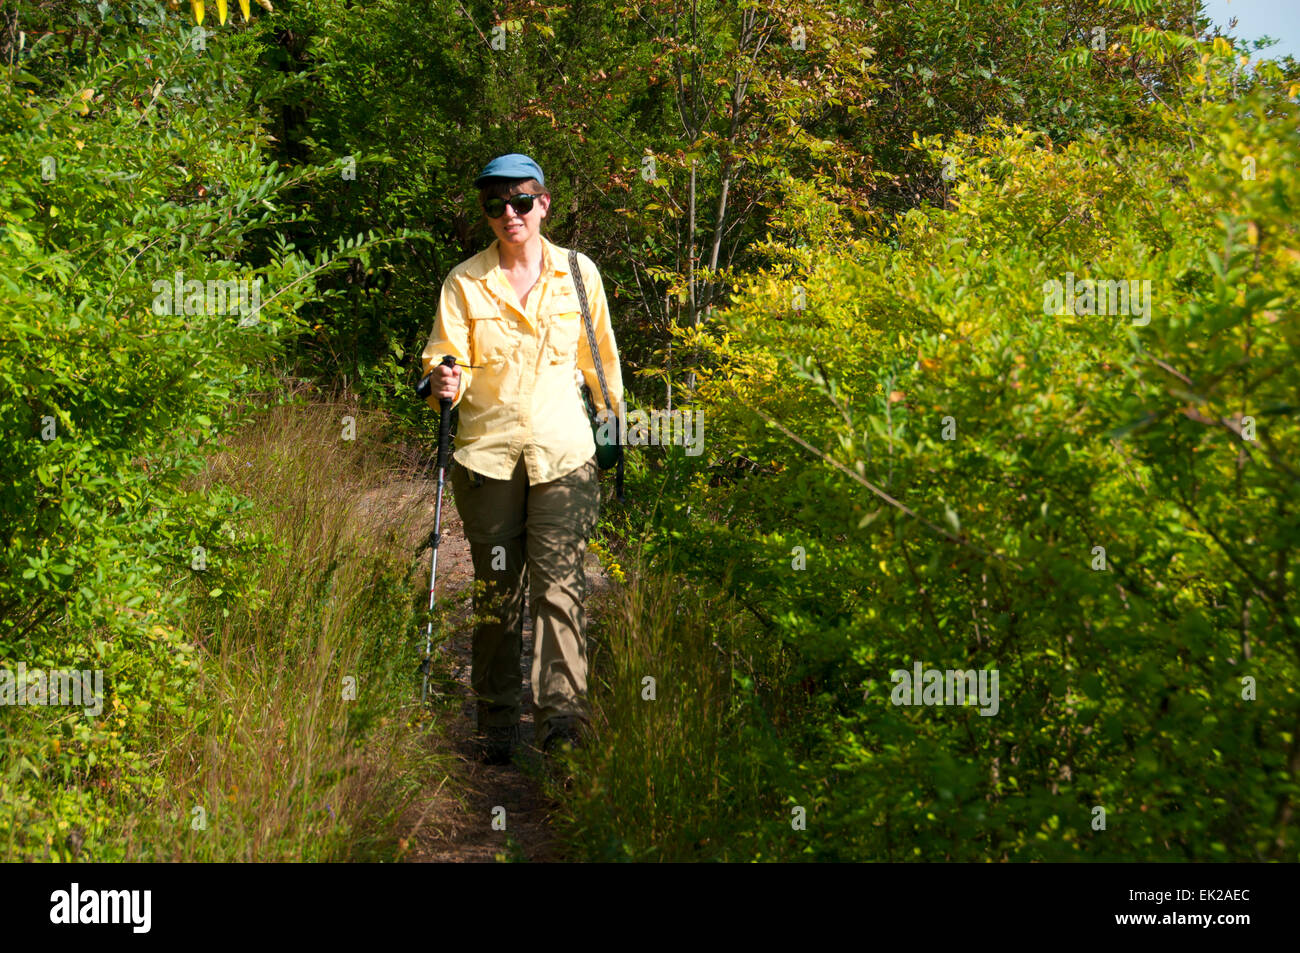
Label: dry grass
xmin=108 ymin=388 xmax=457 ymax=861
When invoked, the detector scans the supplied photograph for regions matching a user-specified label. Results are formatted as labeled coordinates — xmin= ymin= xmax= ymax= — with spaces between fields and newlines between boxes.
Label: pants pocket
xmin=580 ymin=457 xmax=600 ymax=538
xmin=453 ymin=460 xmax=484 ymax=488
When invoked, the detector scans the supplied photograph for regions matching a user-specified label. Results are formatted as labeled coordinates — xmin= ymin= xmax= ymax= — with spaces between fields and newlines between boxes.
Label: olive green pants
xmin=450 ymin=455 xmax=599 ymax=737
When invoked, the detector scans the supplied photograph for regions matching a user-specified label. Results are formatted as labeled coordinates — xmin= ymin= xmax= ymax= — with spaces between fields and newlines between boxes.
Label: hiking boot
xmin=477 ymin=724 xmax=520 ymax=766
xmin=540 ymin=716 xmax=588 ymax=757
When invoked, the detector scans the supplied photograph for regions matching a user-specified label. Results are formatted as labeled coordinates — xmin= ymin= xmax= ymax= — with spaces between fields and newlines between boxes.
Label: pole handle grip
xmin=435 ymin=355 xmax=456 ymax=472
xmin=416 ymin=353 xmax=467 ymax=401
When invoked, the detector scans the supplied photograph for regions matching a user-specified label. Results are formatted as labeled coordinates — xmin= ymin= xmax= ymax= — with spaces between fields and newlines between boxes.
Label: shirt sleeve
xmin=421 ymin=276 xmax=472 ymax=410
xmin=576 ymin=256 xmax=624 ymax=420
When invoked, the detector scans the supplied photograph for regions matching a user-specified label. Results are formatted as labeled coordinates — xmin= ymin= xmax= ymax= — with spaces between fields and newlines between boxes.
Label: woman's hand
xmin=435 ymin=362 xmax=461 ymax=401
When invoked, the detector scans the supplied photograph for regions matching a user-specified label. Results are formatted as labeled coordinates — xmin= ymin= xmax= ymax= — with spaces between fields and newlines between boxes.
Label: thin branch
xmin=743 ymin=396 xmax=1016 ymax=566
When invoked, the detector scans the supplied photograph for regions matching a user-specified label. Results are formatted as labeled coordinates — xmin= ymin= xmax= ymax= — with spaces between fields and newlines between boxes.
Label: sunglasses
xmin=482 ymin=193 xmax=544 ymax=218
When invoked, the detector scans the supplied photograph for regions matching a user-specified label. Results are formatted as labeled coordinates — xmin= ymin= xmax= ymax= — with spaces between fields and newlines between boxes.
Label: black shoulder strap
xmin=570 ymin=248 xmax=613 ymax=415
xmin=569 ymin=247 xmax=625 ymax=501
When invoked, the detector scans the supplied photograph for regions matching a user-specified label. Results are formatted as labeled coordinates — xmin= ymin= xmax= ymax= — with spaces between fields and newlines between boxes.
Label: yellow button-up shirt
xmin=420 ymin=234 xmax=624 ymax=483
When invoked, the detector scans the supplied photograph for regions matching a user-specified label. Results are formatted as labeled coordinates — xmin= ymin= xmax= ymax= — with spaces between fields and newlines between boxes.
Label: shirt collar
xmin=464 ymin=234 xmax=571 ymax=281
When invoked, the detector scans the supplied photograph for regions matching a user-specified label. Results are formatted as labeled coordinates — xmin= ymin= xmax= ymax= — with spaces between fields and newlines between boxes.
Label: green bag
xmin=570 ymin=248 xmax=623 ymax=472
xmin=582 ymin=384 xmax=622 ymax=470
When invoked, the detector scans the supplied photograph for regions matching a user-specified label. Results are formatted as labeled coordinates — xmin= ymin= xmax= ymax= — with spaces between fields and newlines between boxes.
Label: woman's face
xmin=484 ymin=182 xmax=550 ymax=250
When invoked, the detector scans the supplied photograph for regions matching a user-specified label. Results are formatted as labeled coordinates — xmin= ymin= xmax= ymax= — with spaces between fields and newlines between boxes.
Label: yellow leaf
xmin=217 ymin=0 xmax=227 ymax=25
xmin=191 ymin=0 xmax=205 ymax=24
xmin=239 ymin=0 xmax=250 ymax=19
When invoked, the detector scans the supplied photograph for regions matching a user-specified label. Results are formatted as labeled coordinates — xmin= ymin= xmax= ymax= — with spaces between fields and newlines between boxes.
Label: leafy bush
xmin=0 ymin=5 xmax=407 ymax=858
xmin=600 ymin=54 xmax=1300 ymax=860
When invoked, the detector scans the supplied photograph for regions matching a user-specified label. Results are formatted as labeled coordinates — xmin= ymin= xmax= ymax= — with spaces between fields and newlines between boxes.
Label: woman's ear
xmin=539 ymin=193 xmax=551 ymax=220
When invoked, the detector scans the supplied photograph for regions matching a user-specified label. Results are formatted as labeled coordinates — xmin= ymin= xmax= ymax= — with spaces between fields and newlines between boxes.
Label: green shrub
xmin=613 ymin=59 xmax=1300 ymax=860
xmin=0 ymin=6 xmax=412 ymax=859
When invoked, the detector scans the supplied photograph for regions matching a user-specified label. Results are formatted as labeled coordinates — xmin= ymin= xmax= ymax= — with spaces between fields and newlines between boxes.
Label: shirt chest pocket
xmin=546 ymin=310 xmax=583 ymax=365
xmin=469 ymin=313 xmax=522 ymax=367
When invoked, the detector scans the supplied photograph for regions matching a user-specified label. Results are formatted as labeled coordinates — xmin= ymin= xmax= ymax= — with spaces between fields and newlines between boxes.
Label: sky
xmin=1201 ymin=0 xmax=1300 ymax=62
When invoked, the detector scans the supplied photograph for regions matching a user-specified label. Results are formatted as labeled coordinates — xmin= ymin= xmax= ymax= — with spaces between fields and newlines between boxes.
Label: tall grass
xmin=93 ymin=389 xmax=450 ymax=861
xmin=554 ymin=545 xmax=812 ymax=861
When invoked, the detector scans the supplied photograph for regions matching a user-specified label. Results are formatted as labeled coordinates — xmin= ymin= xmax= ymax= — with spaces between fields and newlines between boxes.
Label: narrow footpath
xmin=384 ymin=485 xmax=612 ymax=862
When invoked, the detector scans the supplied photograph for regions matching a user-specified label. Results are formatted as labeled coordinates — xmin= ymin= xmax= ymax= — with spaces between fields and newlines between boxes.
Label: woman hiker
xmin=420 ymin=153 xmax=624 ymax=766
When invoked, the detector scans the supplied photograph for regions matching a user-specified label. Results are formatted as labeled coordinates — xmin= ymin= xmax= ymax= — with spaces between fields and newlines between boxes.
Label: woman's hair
xmin=478 ymin=177 xmax=550 ymax=205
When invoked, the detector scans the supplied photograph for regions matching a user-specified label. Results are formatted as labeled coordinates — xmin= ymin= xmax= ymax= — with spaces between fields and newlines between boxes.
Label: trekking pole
xmin=417 ymin=354 xmax=458 ymax=704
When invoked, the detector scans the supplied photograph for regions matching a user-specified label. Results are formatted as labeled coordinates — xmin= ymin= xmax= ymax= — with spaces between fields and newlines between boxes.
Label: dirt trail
xmin=369 ymin=476 xmax=612 ymax=863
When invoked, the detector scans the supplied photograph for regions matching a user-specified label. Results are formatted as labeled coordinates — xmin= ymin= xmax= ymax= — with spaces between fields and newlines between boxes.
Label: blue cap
xmin=473 ymin=153 xmax=546 ymax=189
